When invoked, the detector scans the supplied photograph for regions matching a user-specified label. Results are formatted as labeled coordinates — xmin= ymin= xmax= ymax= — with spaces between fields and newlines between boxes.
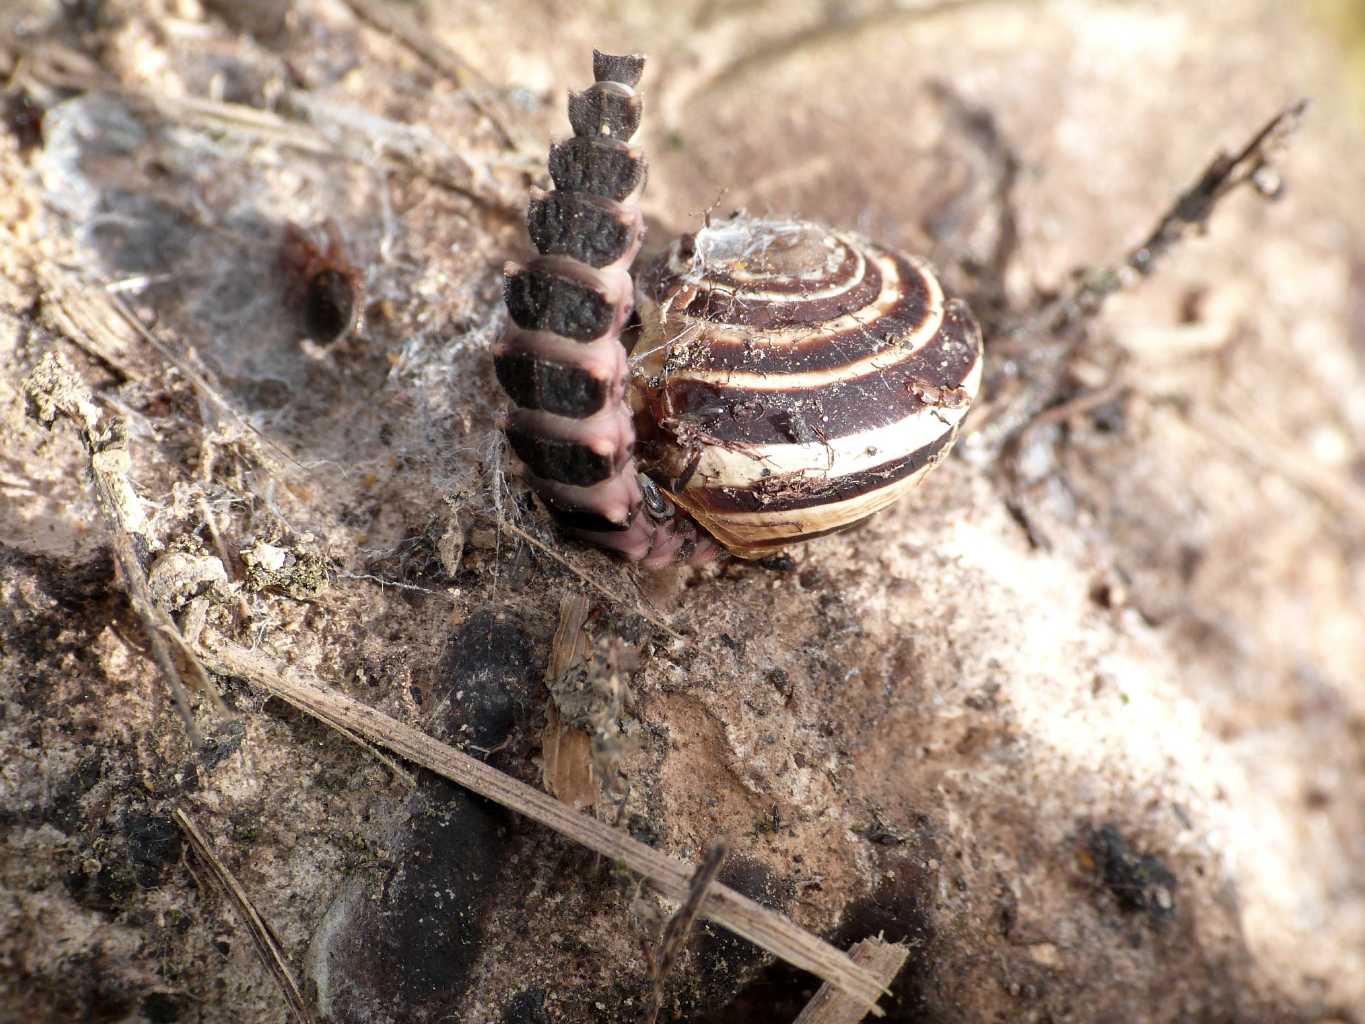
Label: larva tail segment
xmin=496 ymin=50 xmax=719 ymax=568
xmin=592 ymin=49 xmax=645 ymax=88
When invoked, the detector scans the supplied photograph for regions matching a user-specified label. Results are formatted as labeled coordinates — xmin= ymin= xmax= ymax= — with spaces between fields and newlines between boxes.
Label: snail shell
xmin=495 ymin=51 xmax=983 ymax=567
xmin=634 ymin=217 xmax=983 ymax=557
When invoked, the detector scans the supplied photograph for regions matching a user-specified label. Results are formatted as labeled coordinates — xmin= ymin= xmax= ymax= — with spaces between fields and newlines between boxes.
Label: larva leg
xmin=494 ymin=51 xmax=720 ymax=568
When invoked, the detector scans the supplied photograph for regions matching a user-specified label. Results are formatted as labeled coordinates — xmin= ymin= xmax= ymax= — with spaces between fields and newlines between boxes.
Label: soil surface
xmin=2 ymin=2 xmax=1363 ymax=1022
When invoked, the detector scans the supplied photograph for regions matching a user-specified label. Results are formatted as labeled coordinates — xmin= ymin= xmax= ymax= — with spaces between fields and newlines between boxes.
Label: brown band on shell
xmin=648 ymin=251 xmax=935 ymax=376
xmin=715 ymin=511 xmax=879 ymax=553
xmin=689 ymin=239 xmax=862 ymax=295
xmin=678 ymin=262 xmax=882 ymax=329
xmin=632 ymin=216 xmax=983 ymax=559
xmin=653 ymin=240 xmax=883 ymax=329
xmin=653 ymin=302 xmax=981 ymax=447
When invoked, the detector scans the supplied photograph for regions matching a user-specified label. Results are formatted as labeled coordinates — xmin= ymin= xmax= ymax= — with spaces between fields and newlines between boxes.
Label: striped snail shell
xmin=633 ymin=218 xmax=983 ymax=558
xmin=495 ymin=51 xmax=984 ymax=568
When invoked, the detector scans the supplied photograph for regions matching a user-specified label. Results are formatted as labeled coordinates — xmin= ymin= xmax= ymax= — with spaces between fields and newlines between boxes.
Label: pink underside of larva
xmin=507 ymin=270 xmax=723 ymax=568
xmin=499 ymin=53 xmax=726 ymax=568
xmin=569 ymin=508 xmax=723 ymax=569
xmin=522 ymin=465 xmax=641 ymax=526
xmin=509 ymin=393 xmax=636 ymax=461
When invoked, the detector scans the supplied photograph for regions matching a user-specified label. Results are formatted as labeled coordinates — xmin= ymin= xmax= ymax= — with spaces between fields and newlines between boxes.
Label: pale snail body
xmin=496 ymin=51 xmax=984 ymax=568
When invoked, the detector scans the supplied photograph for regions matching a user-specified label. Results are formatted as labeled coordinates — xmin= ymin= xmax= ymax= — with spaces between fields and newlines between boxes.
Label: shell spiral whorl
xmin=634 ymin=217 xmax=983 ymax=557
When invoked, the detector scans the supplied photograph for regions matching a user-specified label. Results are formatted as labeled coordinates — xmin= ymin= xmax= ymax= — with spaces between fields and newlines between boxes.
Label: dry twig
xmin=34 ymin=263 xmax=146 ymax=382
xmin=21 ymin=352 xmax=207 ymax=750
xmin=793 ymin=937 xmax=911 ymax=1024
xmin=173 ymin=808 xmax=316 ymax=1024
xmin=1059 ymin=98 xmax=1308 ymax=330
xmin=973 ymin=99 xmax=1310 ymax=456
xmin=542 ymin=594 xmax=598 ymax=809
xmin=647 ymin=839 xmax=730 ymax=1024
xmin=185 ymin=626 xmax=889 ymax=1013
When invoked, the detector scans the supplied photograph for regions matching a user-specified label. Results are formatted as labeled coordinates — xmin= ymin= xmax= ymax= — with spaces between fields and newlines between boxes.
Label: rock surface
xmin=2 ymin=1 xmax=1363 ymax=1022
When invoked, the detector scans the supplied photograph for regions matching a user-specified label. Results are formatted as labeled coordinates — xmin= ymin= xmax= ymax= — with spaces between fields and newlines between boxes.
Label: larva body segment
xmin=494 ymin=51 xmax=719 ymax=568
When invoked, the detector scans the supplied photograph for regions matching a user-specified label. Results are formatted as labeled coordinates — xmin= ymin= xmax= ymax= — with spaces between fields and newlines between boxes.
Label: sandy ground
xmin=2 ymin=1 xmax=1363 ymax=1022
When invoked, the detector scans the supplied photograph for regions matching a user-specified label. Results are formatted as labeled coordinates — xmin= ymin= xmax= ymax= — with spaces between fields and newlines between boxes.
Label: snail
xmin=496 ymin=50 xmax=983 ymax=569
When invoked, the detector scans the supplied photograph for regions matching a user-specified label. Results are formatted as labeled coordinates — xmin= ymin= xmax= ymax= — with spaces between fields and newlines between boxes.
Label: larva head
xmin=632 ymin=215 xmax=984 ymax=558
